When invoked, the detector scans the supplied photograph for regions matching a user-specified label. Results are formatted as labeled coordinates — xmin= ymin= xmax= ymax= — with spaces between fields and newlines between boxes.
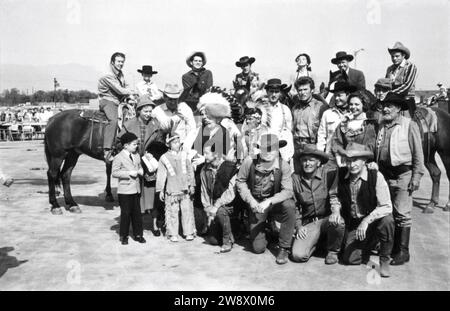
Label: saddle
xmin=79 ymin=110 xmax=109 ymax=123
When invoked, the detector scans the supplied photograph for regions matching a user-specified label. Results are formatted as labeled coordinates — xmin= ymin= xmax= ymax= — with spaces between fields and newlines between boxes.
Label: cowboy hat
xmin=136 ymin=95 xmax=155 ymax=110
xmin=388 ymin=42 xmax=410 ymax=60
xmin=235 ymin=56 xmax=255 ymax=67
xmin=374 ymin=78 xmax=393 ymax=90
xmin=381 ymin=92 xmax=409 ymax=111
xmin=200 ymin=92 xmax=231 ymax=119
xmin=294 ymin=144 xmax=329 ymax=164
xmin=264 ymin=78 xmax=287 ymax=90
xmin=331 ymin=51 xmax=354 ymax=64
xmin=137 ymin=65 xmax=158 ymax=75
xmin=186 ymin=51 xmax=207 ymax=67
xmin=166 ymin=132 xmax=180 ymax=146
xmin=342 ymin=142 xmax=373 ymax=160
xmin=256 ymin=133 xmax=287 ymax=151
xmin=161 ymin=83 xmax=182 ymax=99
xmin=329 ymin=81 xmax=357 ymax=93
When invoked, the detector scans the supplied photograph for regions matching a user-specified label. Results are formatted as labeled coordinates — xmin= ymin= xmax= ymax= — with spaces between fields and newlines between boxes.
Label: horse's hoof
xmin=69 ymin=206 xmax=82 ymax=213
xmin=51 ymin=208 xmax=63 ymax=215
xmin=105 ymin=195 xmax=114 ymax=202
xmin=422 ymin=207 xmax=435 ymax=214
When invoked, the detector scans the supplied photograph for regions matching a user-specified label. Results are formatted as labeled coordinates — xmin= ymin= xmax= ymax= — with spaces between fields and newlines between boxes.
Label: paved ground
xmin=0 ymin=140 xmax=449 ymax=291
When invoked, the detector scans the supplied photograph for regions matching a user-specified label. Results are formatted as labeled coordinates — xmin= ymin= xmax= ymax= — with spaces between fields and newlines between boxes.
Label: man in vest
xmin=376 ymin=93 xmax=425 ymax=266
xmin=236 ymin=133 xmax=296 ymax=264
xmin=386 ymin=42 xmax=418 ymax=116
xmin=336 ymin=143 xmax=395 ymax=277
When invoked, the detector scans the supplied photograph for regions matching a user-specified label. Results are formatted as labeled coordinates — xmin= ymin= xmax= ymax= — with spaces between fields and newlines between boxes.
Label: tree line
xmin=0 ymin=88 xmax=98 ymax=106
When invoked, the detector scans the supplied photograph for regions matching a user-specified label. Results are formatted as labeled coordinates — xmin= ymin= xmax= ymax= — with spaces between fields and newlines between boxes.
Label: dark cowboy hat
xmin=388 ymin=42 xmax=410 ymax=60
xmin=342 ymin=142 xmax=373 ymax=160
xmin=329 ymin=81 xmax=357 ymax=93
xmin=374 ymin=78 xmax=393 ymax=90
xmin=331 ymin=51 xmax=354 ymax=64
xmin=295 ymin=53 xmax=311 ymax=64
xmin=264 ymin=78 xmax=287 ymax=90
xmin=381 ymin=92 xmax=409 ymax=111
xmin=186 ymin=51 xmax=207 ymax=67
xmin=136 ymin=95 xmax=155 ymax=110
xmin=137 ymin=65 xmax=158 ymax=75
xmin=235 ymin=56 xmax=255 ymax=67
xmin=256 ymin=133 xmax=287 ymax=151
xmin=294 ymin=144 xmax=329 ymax=164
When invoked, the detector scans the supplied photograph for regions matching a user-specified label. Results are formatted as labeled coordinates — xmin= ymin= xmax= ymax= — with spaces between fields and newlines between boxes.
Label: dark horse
xmin=44 ymin=109 xmax=166 ymax=215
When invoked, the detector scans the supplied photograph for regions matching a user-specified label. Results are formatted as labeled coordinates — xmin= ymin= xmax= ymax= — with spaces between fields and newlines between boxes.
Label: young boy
xmin=156 ymin=133 xmax=196 ymax=242
xmin=112 ymin=132 xmax=146 ymax=245
xmin=200 ymin=144 xmax=238 ymax=252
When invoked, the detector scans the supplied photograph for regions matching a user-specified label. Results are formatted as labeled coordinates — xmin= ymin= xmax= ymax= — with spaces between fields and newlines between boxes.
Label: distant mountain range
xmin=0 ymin=63 xmax=102 ymax=92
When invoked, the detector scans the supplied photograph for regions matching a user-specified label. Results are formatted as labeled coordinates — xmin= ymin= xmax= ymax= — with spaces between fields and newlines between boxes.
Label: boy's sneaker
xmin=170 ymin=236 xmax=179 ymax=242
xmin=185 ymin=235 xmax=194 ymax=241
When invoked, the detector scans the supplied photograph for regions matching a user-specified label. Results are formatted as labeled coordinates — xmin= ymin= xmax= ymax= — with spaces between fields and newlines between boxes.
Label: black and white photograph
xmin=0 ymin=0 xmax=449 ymax=295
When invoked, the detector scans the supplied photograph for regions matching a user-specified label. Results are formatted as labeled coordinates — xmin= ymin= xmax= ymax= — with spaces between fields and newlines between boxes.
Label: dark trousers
xmin=248 ymin=199 xmax=296 ymax=253
xmin=118 ymin=193 xmax=143 ymax=238
xmin=99 ymin=98 xmax=118 ymax=149
xmin=208 ymin=205 xmax=234 ymax=246
xmin=342 ymin=214 xmax=394 ymax=264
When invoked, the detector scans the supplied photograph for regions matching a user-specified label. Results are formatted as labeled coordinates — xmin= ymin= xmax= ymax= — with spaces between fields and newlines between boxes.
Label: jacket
xmin=112 ymin=150 xmax=142 ymax=194
xmin=330 ymin=68 xmax=366 ymax=90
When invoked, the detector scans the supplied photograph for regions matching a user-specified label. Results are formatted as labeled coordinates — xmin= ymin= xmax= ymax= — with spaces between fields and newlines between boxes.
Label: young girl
xmin=155 ymin=133 xmax=196 ymax=242
xmin=112 ymin=132 xmax=146 ymax=245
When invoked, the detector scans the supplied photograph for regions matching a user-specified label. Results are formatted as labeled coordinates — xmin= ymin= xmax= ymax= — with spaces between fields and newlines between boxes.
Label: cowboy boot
xmin=391 ymin=226 xmax=402 ymax=258
xmin=391 ymin=227 xmax=411 ymax=265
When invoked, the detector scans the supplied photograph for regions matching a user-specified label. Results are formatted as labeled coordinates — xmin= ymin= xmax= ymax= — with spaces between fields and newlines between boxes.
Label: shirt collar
xmin=399 ymin=59 xmax=407 ymax=68
xmin=300 ymin=166 xmax=323 ymax=182
xmin=344 ymin=165 xmax=368 ymax=181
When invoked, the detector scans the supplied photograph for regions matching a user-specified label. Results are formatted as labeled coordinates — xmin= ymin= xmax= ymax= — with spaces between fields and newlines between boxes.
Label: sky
xmin=0 ymin=0 xmax=448 ymax=91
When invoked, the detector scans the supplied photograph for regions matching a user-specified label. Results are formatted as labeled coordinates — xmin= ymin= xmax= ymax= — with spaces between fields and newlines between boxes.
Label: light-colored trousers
xmin=386 ymin=171 xmax=412 ymax=227
xmin=165 ymin=193 xmax=195 ymax=237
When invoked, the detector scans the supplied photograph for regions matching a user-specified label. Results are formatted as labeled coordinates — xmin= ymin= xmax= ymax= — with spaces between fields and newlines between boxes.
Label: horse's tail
xmin=44 ymin=135 xmax=61 ymax=188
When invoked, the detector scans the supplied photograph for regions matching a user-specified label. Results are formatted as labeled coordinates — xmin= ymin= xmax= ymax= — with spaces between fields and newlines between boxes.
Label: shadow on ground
xmin=0 ymin=247 xmax=28 ymax=278
xmin=13 ymin=176 xmax=98 ymax=186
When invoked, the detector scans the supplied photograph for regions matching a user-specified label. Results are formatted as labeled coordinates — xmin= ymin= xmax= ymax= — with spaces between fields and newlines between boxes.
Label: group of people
xmin=0 ymin=106 xmax=54 ymax=124
xmin=99 ymin=41 xmax=427 ymax=278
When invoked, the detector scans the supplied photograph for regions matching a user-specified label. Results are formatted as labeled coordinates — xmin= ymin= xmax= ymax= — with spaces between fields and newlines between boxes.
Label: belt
xmin=295 ymin=137 xmax=316 ymax=144
xmin=302 ymin=215 xmax=327 ymax=226
xmin=380 ymin=164 xmax=412 ymax=179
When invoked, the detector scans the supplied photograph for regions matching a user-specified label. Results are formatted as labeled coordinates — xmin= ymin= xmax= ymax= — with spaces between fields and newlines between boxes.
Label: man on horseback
xmin=98 ymin=52 xmax=136 ymax=163
xmin=375 ymin=93 xmax=424 ymax=266
xmin=329 ymin=51 xmax=366 ymax=91
xmin=385 ymin=42 xmax=418 ymax=116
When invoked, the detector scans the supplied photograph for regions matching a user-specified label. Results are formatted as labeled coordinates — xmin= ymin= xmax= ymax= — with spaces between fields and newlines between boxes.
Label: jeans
xmin=291 ymin=216 xmax=345 ymax=262
xmin=208 ymin=205 xmax=234 ymax=246
xmin=99 ymin=99 xmax=118 ymax=149
xmin=386 ymin=171 xmax=412 ymax=227
xmin=342 ymin=214 xmax=394 ymax=265
xmin=248 ymin=199 xmax=296 ymax=253
xmin=118 ymin=193 xmax=143 ymax=238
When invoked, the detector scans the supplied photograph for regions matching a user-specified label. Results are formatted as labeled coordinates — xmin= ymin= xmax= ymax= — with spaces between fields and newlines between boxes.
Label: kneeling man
xmin=337 ymin=143 xmax=394 ymax=277
xmin=236 ymin=133 xmax=296 ymax=264
xmin=291 ymin=144 xmax=345 ymax=264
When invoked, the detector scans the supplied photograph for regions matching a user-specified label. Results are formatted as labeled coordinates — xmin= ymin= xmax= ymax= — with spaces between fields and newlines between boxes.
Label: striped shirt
xmin=385 ymin=59 xmax=418 ymax=98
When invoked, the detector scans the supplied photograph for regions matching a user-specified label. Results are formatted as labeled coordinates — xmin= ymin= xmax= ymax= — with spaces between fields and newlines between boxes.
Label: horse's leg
xmin=105 ymin=162 xmax=114 ymax=202
xmin=60 ymin=151 xmax=82 ymax=213
xmin=423 ymin=152 xmax=441 ymax=213
xmin=47 ymin=156 xmax=64 ymax=215
xmin=438 ymin=153 xmax=450 ymax=212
